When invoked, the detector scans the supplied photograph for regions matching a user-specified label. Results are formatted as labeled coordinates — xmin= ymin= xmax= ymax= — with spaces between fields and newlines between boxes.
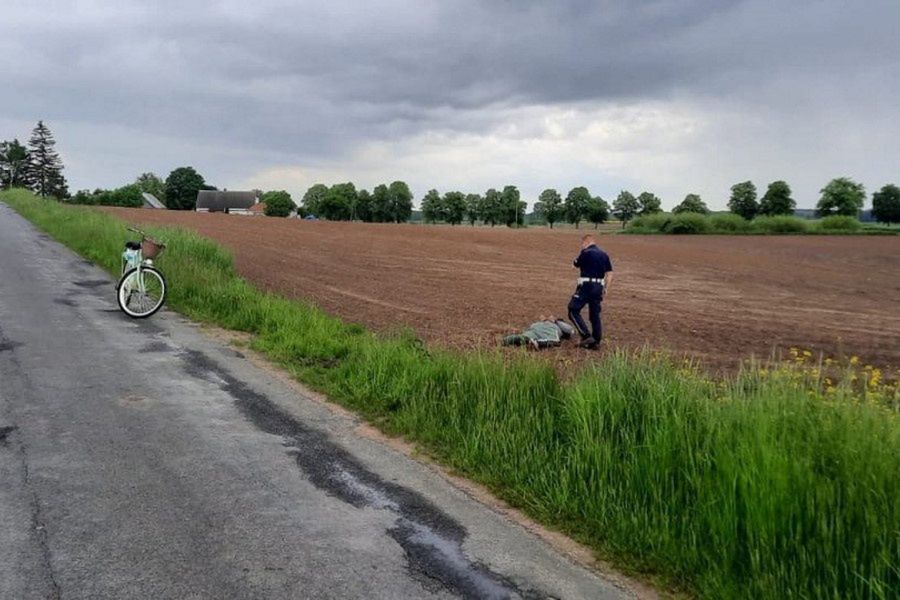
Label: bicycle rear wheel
xmin=117 ymin=266 xmax=166 ymax=318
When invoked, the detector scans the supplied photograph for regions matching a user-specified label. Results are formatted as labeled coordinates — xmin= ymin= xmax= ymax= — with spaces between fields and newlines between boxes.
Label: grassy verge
xmin=4 ymin=189 xmax=898 ymax=599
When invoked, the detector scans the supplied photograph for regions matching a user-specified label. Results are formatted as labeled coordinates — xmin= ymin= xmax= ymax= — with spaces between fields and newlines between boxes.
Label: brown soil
xmin=104 ymin=208 xmax=900 ymax=372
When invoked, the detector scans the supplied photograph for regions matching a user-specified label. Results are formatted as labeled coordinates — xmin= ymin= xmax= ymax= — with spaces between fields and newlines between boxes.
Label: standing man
xmin=568 ymin=234 xmax=613 ymax=350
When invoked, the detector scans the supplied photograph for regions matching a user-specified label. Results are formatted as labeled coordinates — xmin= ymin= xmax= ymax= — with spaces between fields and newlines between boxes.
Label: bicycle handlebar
xmin=127 ymin=226 xmax=148 ymax=237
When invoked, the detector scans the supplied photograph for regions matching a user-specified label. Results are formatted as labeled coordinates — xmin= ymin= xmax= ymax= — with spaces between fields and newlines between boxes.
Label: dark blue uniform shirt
xmin=574 ymin=244 xmax=613 ymax=279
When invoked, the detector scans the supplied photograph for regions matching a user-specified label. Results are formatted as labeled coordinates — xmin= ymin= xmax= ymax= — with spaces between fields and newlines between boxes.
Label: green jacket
xmin=502 ymin=320 xmax=572 ymax=348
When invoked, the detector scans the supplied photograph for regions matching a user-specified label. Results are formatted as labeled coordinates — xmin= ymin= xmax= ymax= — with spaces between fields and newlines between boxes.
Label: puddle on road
xmin=72 ymin=279 xmax=110 ymax=288
xmin=140 ymin=340 xmax=173 ymax=353
xmin=0 ymin=425 xmax=18 ymax=446
xmin=180 ymin=349 xmax=541 ymax=600
xmin=0 ymin=322 xmax=24 ymax=353
xmin=0 ymin=340 xmax=23 ymax=353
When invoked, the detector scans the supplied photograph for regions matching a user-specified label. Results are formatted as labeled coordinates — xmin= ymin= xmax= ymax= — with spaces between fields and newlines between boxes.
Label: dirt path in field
xmin=104 ymin=208 xmax=900 ymax=372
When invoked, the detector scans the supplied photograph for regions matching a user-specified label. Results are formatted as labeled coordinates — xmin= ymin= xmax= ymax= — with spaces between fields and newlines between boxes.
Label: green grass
xmin=750 ymin=215 xmax=811 ymax=233
xmin=625 ymin=212 xmax=899 ymax=235
xmin=4 ymin=188 xmax=898 ymax=599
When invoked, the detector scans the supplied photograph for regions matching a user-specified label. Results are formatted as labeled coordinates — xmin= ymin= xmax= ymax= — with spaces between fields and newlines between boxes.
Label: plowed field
xmin=104 ymin=208 xmax=900 ymax=371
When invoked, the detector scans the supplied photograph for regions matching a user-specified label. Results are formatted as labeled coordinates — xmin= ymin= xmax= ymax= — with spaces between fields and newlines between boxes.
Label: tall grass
xmin=818 ymin=215 xmax=863 ymax=231
xmin=4 ymin=189 xmax=898 ymax=599
xmin=750 ymin=215 xmax=811 ymax=233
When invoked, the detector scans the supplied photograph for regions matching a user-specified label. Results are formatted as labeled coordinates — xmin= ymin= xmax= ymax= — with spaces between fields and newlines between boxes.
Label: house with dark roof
xmin=195 ymin=190 xmax=259 ymax=214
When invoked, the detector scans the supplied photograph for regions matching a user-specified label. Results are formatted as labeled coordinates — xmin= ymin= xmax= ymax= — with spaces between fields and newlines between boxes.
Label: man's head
xmin=581 ymin=234 xmax=596 ymax=249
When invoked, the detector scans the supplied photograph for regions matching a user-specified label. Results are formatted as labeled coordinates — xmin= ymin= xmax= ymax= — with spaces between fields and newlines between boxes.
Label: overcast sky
xmin=2 ymin=0 xmax=898 ymax=209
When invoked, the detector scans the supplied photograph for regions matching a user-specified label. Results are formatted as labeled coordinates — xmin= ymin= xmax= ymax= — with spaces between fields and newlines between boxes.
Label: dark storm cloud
xmin=1 ymin=0 xmax=898 ymax=198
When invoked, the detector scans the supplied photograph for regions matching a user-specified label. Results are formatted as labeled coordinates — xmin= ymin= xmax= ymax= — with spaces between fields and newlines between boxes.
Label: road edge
xmin=196 ymin=325 xmax=666 ymax=600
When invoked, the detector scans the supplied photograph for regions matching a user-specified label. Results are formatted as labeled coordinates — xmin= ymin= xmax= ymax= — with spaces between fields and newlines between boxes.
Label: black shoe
xmin=579 ymin=337 xmax=599 ymax=350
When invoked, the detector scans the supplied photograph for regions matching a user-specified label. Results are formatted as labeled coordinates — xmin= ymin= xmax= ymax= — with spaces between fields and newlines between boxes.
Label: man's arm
xmin=603 ymin=254 xmax=613 ymax=290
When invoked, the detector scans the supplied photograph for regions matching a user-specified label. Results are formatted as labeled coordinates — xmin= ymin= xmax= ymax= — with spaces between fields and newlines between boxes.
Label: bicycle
xmin=116 ymin=227 xmax=167 ymax=318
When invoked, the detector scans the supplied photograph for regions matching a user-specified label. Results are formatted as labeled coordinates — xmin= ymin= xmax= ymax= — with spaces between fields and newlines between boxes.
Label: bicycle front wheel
xmin=117 ymin=266 xmax=166 ymax=318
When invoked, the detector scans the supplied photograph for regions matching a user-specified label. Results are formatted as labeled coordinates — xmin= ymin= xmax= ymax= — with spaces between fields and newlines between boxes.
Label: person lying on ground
xmin=502 ymin=317 xmax=574 ymax=349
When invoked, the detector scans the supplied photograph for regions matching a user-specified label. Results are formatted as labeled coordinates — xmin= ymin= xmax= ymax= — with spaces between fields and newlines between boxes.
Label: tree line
xmin=299 ymin=182 xmax=414 ymax=223
xmin=531 ymin=178 xmax=900 ymax=228
xmin=67 ymin=167 xmax=218 ymax=211
xmin=723 ymin=178 xmax=900 ymax=224
xmin=4 ymin=122 xmax=899 ymax=225
xmin=531 ymin=188 xmax=664 ymax=229
xmin=419 ymin=186 xmax=526 ymax=226
xmin=0 ymin=121 xmax=69 ymax=198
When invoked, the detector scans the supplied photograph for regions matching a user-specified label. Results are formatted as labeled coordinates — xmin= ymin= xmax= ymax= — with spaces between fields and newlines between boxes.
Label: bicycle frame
xmin=120 ymin=247 xmax=154 ymax=293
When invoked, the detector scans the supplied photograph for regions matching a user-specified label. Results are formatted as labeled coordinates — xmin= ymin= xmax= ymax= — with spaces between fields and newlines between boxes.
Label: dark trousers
xmin=568 ymin=283 xmax=603 ymax=342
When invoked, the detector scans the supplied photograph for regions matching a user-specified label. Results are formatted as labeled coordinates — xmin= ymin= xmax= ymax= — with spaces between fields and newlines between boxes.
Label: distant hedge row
xmin=69 ymin=184 xmax=144 ymax=208
xmin=625 ymin=213 xmax=891 ymax=235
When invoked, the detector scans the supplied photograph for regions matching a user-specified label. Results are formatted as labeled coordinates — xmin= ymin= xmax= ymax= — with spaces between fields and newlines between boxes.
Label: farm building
xmin=195 ymin=190 xmax=259 ymax=214
xmin=141 ymin=193 xmax=167 ymax=209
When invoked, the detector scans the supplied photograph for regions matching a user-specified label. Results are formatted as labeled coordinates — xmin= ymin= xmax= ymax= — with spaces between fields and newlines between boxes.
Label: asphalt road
xmin=0 ymin=203 xmax=630 ymax=600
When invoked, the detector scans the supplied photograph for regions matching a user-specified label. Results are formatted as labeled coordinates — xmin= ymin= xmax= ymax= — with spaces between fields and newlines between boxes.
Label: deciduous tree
xmin=817 ymin=177 xmax=865 ymax=217
xmin=387 ymin=181 xmax=413 ymax=223
xmin=261 ymin=190 xmax=296 ymax=217
xmin=443 ymin=191 xmax=467 ymax=225
xmin=134 ymin=172 xmax=165 ymax=200
xmin=501 ymin=185 xmax=524 ymax=227
xmin=612 ymin=190 xmax=639 ymax=228
xmin=534 ymin=188 xmax=563 ymax=228
xmin=565 ymin=186 xmax=591 ymax=228
xmin=0 ymin=139 xmax=30 ymax=189
xmin=302 ymin=183 xmax=329 ymax=216
xmin=320 ymin=182 xmax=356 ymax=220
xmin=637 ymin=191 xmax=662 ymax=215
xmin=465 ymin=193 xmax=482 ymax=226
xmin=728 ymin=180 xmax=758 ymax=220
xmin=481 ymin=188 xmax=502 ymax=226
xmin=164 ymin=166 xmax=207 ymax=210
xmin=759 ymin=180 xmax=795 ymax=216
xmin=672 ymin=193 xmax=710 ymax=215
xmin=872 ymin=184 xmax=900 ymax=224
xmin=355 ymin=189 xmax=373 ymax=222
xmin=421 ymin=189 xmax=443 ymax=223
xmin=371 ymin=184 xmax=390 ymax=222
xmin=585 ymin=196 xmax=610 ymax=228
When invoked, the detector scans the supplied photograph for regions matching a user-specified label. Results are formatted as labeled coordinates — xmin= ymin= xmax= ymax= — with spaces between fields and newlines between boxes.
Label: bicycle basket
xmin=141 ymin=238 xmax=165 ymax=259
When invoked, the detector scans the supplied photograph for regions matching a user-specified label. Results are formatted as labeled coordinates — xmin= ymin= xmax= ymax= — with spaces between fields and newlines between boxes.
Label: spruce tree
xmin=27 ymin=121 xmax=68 ymax=198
